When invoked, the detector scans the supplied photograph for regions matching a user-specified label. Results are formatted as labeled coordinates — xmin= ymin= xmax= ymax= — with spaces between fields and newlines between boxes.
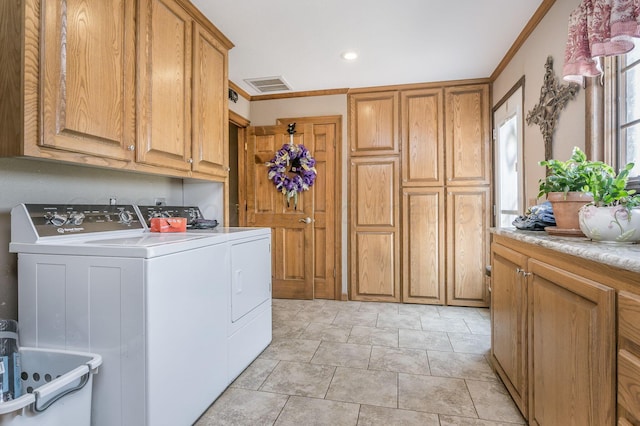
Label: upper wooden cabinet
xmin=137 ymin=0 xmax=193 ymax=172
xmin=41 ymin=0 xmax=136 ymax=161
xmin=191 ymin=22 xmax=229 ymax=178
xmin=401 ymin=88 xmax=444 ymax=186
xmin=2 ymin=0 xmax=232 ymax=181
xmin=445 ymin=85 xmax=491 ymax=186
xmin=349 ymin=92 xmax=399 ymax=156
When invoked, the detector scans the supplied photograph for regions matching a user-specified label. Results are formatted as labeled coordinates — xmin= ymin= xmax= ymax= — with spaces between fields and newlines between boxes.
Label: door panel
xmin=402 ymin=188 xmax=445 ymax=304
xmin=445 ymin=85 xmax=490 ymax=185
xmin=349 ymin=92 xmax=399 ymax=156
xmin=246 ymin=124 xmax=315 ymax=299
xmin=192 ymin=22 xmax=228 ymax=177
xmin=42 ymin=0 xmax=135 ymax=160
xmin=137 ymin=0 xmax=192 ymax=170
xmin=350 ymin=156 xmax=400 ymax=302
xmin=446 ymin=186 xmax=490 ymax=306
xmin=401 ymin=88 xmax=444 ymax=186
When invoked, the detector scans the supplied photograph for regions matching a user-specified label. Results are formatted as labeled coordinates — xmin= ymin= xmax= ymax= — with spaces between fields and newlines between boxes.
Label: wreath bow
xmin=266 ymin=143 xmax=317 ymax=209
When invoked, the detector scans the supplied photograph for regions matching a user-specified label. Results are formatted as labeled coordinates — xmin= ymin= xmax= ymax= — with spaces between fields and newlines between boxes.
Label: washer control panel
xmin=24 ymin=204 xmax=145 ymax=237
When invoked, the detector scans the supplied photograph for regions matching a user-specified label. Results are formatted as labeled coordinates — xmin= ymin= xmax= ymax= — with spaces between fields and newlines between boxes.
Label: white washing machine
xmin=10 ymin=204 xmax=272 ymax=426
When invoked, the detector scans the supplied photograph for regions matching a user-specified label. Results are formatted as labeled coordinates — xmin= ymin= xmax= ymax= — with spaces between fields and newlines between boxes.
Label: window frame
xmin=602 ymin=55 xmax=640 ymax=191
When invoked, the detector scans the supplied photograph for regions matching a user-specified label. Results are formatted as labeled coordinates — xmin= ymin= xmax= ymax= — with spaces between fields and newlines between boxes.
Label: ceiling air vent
xmin=244 ymin=76 xmax=292 ymax=93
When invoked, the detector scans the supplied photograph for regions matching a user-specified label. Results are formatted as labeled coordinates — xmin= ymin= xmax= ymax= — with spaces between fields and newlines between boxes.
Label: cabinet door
xmin=490 ymin=243 xmax=528 ymax=419
xmin=41 ymin=0 xmax=135 ymax=161
xmin=192 ymin=22 xmax=228 ymax=177
xmin=446 ymin=186 xmax=490 ymax=307
xmin=402 ymin=187 xmax=445 ymax=304
xmin=350 ymin=156 xmax=400 ymax=302
xmin=528 ymin=259 xmax=615 ymax=426
xmin=445 ymin=84 xmax=490 ymax=185
xmin=401 ymin=88 xmax=444 ymax=186
xmin=349 ymin=92 xmax=399 ymax=156
xmin=618 ymin=291 xmax=640 ymax=425
xmin=137 ymin=0 xmax=192 ymax=171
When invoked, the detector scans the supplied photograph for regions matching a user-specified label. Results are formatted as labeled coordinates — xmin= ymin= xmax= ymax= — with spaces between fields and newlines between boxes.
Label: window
xmin=602 ymin=51 xmax=640 ymax=190
xmin=617 ymin=49 xmax=640 ymax=179
xmin=493 ymin=84 xmax=524 ymax=228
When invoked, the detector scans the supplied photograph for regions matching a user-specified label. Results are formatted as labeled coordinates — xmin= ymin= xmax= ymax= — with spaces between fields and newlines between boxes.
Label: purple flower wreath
xmin=266 ymin=143 xmax=317 ymax=208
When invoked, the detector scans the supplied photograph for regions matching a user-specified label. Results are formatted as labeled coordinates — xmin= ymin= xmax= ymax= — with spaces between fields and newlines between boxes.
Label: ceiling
xmin=191 ymin=0 xmax=545 ymax=97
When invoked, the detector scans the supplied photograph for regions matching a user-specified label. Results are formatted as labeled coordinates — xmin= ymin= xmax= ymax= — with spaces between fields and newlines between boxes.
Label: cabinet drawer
xmin=619 ymin=291 xmax=640 ymax=345
xmin=618 ymin=349 xmax=640 ymax=421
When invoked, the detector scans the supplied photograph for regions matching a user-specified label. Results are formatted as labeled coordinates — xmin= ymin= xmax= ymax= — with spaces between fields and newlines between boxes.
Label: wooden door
xmin=445 ymin=84 xmax=491 ymax=186
xmin=446 ymin=186 xmax=490 ymax=307
xmin=528 ymin=259 xmax=615 ymax=426
xmin=246 ymin=124 xmax=315 ymax=299
xmin=401 ymin=88 xmax=444 ymax=186
xmin=350 ymin=156 xmax=400 ymax=302
xmin=137 ymin=0 xmax=192 ymax=171
xmin=402 ymin=187 xmax=445 ymax=304
xmin=277 ymin=116 xmax=341 ymax=300
xmin=490 ymin=243 xmax=528 ymax=419
xmin=41 ymin=0 xmax=135 ymax=161
xmin=192 ymin=22 xmax=228 ymax=178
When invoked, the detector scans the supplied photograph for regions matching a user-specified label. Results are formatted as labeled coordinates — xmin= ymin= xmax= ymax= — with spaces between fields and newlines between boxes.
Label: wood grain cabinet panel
xmin=137 ymin=0 xmax=192 ymax=171
xmin=349 ymin=92 xmax=399 ymax=156
xmin=350 ymin=156 xmax=400 ymax=302
xmin=191 ymin=22 xmax=229 ymax=177
xmin=446 ymin=186 xmax=490 ymax=306
xmin=402 ymin=188 xmax=444 ymax=304
xmin=401 ymin=88 xmax=444 ymax=186
xmin=3 ymin=0 xmax=231 ymax=181
xmin=528 ymin=259 xmax=615 ymax=426
xmin=41 ymin=0 xmax=136 ymax=161
xmin=618 ymin=291 xmax=640 ymax=425
xmin=445 ymin=85 xmax=490 ymax=186
xmin=490 ymin=243 xmax=528 ymax=418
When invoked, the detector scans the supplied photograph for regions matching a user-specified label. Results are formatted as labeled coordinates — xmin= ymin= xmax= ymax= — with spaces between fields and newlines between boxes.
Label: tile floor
xmin=195 ymin=299 xmax=524 ymax=426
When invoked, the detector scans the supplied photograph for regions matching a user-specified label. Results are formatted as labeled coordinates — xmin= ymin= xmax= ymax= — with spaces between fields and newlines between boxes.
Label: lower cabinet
xmin=618 ymin=291 xmax=640 ymax=425
xmin=527 ymin=259 xmax=615 ymax=426
xmin=490 ymin=243 xmax=528 ymax=417
xmin=491 ymin=235 xmax=619 ymax=426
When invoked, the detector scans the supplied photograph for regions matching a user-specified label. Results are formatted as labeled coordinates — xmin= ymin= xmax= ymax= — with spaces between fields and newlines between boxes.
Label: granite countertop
xmin=491 ymin=228 xmax=640 ymax=274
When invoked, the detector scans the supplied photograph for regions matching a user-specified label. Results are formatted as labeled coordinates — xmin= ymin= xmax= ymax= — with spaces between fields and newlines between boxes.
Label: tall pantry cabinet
xmin=348 ymin=83 xmax=491 ymax=306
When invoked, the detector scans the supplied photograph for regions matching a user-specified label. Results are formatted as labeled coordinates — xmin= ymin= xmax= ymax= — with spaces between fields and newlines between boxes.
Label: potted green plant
xmin=578 ymin=161 xmax=640 ymax=243
xmin=538 ymin=147 xmax=594 ymax=233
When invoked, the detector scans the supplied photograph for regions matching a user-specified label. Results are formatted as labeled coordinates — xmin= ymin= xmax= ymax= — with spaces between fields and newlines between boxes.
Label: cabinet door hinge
xmin=333 ymin=268 xmax=336 ymax=278
xmin=492 ymin=128 xmax=497 ymax=141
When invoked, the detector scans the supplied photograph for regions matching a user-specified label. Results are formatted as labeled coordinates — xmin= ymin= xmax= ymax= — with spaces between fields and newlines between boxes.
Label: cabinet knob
xmin=187 ymin=158 xmax=193 ymax=164
xmin=127 ymin=145 xmax=135 ymax=151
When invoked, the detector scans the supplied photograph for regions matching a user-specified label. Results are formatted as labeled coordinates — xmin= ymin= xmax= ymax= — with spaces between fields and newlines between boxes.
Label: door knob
xmin=298 ymin=217 xmax=312 ymax=224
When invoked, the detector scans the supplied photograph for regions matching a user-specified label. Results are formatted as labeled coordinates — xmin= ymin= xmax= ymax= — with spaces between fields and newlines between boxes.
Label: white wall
xmin=250 ymin=95 xmax=349 ymax=296
xmin=493 ymin=0 xmax=584 ymax=206
xmin=0 ymin=158 xmax=187 ymax=319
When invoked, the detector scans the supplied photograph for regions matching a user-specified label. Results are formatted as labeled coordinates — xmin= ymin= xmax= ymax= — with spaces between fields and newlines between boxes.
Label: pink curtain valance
xmin=563 ymin=0 xmax=640 ymax=83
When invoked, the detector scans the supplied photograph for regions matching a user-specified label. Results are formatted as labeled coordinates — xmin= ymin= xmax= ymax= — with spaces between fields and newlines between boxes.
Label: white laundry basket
xmin=0 ymin=348 xmax=102 ymax=426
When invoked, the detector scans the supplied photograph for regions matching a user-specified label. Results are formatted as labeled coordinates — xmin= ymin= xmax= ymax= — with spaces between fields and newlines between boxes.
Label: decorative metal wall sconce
xmin=526 ymin=56 xmax=580 ymax=161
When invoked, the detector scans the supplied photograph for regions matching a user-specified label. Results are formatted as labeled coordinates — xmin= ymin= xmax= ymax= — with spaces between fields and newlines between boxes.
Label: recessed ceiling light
xmin=341 ymin=51 xmax=358 ymax=61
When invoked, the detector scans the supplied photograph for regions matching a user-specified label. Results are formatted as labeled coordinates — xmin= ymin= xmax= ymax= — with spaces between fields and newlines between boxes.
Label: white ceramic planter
xmin=578 ymin=205 xmax=640 ymax=243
